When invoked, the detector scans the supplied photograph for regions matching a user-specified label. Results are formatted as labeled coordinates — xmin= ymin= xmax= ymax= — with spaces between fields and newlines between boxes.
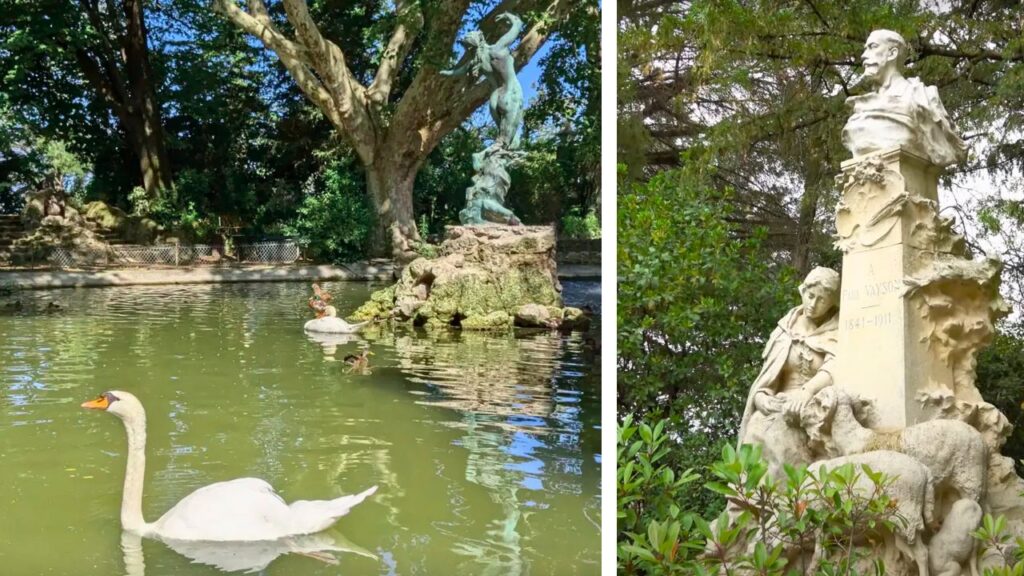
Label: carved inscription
xmin=844 ymin=311 xmax=895 ymax=331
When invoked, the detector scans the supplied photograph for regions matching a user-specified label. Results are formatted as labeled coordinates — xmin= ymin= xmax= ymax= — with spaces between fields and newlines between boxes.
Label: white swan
xmin=82 ymin=391 xmax=377 ymax=542
xmin=304 ymin=306 xmax=371 ymax=334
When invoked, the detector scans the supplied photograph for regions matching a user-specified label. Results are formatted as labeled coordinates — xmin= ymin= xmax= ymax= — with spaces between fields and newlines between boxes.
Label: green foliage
xmin=618 ymin=162 xmax=797 ymax=511
xmin=617 ymin=414 xmax=703 ymax=575
xmin=282 ymin=161 xmax=373 ymax=263
xmin=561 ymin=208 xmax=601 ymax=239
xmin=976 ymin=324 xmax=1024 ymax=477
xmin=0 ymin=0 xmax=600 ymax=254
xmin=974 ymin=513 xmax=1024 ymax=575
xmin=619 ymin=0 xmax=1024 ymax=287
xmin=618 ymin=418 xmax=902 ymax=576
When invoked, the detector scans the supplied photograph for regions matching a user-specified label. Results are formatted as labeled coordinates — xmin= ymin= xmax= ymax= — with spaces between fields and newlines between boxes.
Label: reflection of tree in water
xmin=384 ymin=329 xmax=589 ymax=574
xmin=388 ymin=330 xmax=566 ymax=422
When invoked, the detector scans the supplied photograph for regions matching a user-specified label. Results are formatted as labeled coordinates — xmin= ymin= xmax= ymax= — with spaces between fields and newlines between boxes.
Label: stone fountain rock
xmin=351 ymin=225 xmax=588 ymax=331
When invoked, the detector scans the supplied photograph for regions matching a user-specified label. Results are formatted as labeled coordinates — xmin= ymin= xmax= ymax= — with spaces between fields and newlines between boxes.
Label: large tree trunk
xmin=122 ymin=114 xmax=173 ymax=198
xmin=366 ymin=158 xmax=422 ymax=261
xmin=122 ymin=0 xmax=173 ymax=198
xmin=73 ymin=0 xmax=173 ymax=199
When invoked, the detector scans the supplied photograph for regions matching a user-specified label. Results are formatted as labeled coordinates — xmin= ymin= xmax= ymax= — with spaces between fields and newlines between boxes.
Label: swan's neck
xmin=120 ymin=413 xmax=149 ymax=533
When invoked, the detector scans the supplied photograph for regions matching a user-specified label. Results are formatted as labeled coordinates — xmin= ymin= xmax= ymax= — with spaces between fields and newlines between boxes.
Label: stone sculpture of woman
xmin=738 ymin=267 xmax=841 ymax=481
xmin=441 ymin=13 xmax=525 ymax=150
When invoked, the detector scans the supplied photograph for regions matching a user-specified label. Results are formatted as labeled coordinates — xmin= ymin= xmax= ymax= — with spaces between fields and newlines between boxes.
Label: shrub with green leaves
xmin=618 ymin=416 xmax=906 ymax=576
xmin=618 ymin=162 xmax=798 ymax=515
xmin=561 ymin=208 xmax=601 ymax=239
xmin=282 ymin=162 xmax=373 ymax=264
xmin=618 ymin=414 xmax=702 ymax=575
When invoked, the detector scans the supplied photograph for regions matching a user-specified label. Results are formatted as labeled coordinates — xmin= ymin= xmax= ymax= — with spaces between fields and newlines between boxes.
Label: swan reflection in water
xmin=121 ymin=530 xmax=376 ymax=574
xmin=304 ymin=330 xmax=363 ymax=360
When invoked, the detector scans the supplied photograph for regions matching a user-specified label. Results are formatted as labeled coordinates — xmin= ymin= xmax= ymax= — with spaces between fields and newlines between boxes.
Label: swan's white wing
xmin=153 ymin=478 xmax=293 ymax=541
xmin=286 ymin=486 xmax=378 ymax=535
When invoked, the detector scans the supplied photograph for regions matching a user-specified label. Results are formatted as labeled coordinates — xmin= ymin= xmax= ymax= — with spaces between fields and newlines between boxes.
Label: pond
xmin=0 ymin=279 xmax=601 ymax=575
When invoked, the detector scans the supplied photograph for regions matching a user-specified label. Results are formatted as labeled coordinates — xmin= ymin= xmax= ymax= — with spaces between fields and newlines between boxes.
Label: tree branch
xmin=213 ymin=0 xmax=310 ymax=66
xmin=73 ymin=48 xmax=129 ymax=120
xmin=212 ymin=0 xmax=347 ymax=136
xmin=78 ymin=0 xmax=131 ymax=111
xmin=280 ymin=0 xmax=377 ymax=160
xmin=367 ymin=0 xmax=424 ymax=106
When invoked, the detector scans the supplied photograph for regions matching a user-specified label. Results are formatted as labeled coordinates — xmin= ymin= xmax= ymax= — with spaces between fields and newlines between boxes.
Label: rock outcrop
xmin=352 ymin=225 xmax=588 ymax=331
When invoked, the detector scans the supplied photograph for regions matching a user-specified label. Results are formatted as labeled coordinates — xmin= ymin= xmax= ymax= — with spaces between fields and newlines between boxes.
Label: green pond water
xmin=0 ymin=280 xmax=601 ymax=575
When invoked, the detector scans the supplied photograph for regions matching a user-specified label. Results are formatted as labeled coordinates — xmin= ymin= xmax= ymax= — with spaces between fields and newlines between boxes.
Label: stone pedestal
xmin=351 ymin=225 xmax=590 ymax=331
xmin=834 ymin=147 xmax=951 ymax=428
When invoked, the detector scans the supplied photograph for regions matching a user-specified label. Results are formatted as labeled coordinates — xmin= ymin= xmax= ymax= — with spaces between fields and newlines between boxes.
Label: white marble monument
xmin=739 ymin=29 xmax=1024 ymax=575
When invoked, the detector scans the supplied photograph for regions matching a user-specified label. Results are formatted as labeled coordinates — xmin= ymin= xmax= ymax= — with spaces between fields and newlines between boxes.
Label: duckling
xmin=343 ymin=350 xmax=373 ymax=374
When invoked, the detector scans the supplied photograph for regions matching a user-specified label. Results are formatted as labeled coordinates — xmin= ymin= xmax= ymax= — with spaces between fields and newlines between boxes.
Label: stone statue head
xmin=861 ymin=29 xmax=908 ymax=83
xmin=799 ymin=267 xmax=840 ymax=322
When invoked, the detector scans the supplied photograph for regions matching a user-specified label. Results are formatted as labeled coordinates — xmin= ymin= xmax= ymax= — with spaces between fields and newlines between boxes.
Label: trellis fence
xmin=44 ymin=241 xmax=300 ymax=268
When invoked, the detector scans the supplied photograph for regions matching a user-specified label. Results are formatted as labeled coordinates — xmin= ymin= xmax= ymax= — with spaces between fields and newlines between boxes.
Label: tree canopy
xmin=0 ymin=0 xmax=600 ymax=261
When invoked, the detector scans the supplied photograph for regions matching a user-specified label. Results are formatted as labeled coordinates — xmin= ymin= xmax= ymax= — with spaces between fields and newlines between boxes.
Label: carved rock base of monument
xmin=833 ymin=147 xmax=1024 ymax=566
xmin=835 ymin=147 xmax=1007 ymax=428
xmin=352 ymin=225 xmax=588 ymax=331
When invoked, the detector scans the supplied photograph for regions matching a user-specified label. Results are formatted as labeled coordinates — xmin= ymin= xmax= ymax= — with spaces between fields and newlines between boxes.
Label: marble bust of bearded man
xmin=842 ymin=29 xmax=967 ymax=167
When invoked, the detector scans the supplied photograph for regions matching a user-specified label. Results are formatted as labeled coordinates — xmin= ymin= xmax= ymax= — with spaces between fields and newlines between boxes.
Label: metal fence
xmin=237 ymin=241 xmax=300 ymax=263
xmin=44 ymin=241 xmax=300 ymax=268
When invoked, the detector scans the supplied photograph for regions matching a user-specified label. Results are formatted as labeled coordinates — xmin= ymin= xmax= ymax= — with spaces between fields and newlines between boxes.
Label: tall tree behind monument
xmin=213 ymin=0 xmax=577 ymax=259
xmin=618 ymin=1 xmax=1024 ymax=285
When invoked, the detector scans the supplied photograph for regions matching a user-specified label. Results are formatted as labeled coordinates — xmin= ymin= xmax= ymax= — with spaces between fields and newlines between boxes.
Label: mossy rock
xmin=84 ymin=201 xmax=127 ymax=230
xmin=352 ymin=225 xmax=563 ymax=332
xmin=561 ymin=306 xmax=592 ymax=331
xmin=460 ymin=311 xmax=513 ymax=331
xmin=350 ymin=285 xmax=397 ymax=321
xmin=122 ymin=216 xmax=160 ymax=244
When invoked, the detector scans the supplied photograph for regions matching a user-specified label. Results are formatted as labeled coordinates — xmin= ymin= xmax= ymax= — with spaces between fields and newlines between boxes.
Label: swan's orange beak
xmin=81 ymin=395 xmax=110 ymax=410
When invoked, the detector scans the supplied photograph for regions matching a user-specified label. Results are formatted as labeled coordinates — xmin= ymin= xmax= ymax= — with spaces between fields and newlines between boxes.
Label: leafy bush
xmin=282 ymin=161 xmax=373 ymax=263
xmin=128 ymin=179 xmax=215 ymax=242
xmin=561 ymin=208 xmax=601 ymax=239
xmin=618 ymin=163 xmax=798 ymax=514
xmin=618 ymin=415 xmax=905 ymax=576
xmin=618 ymin=414 xmax=702 ymax=575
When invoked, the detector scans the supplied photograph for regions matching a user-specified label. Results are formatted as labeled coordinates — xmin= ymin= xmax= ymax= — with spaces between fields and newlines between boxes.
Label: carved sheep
xmin=808 ymin=450 xmax=934 ymax=576
xmin=812 ymin=387 xmax=988 ymax=508
xmin=928 ymin=499 xmax=982 ymax=576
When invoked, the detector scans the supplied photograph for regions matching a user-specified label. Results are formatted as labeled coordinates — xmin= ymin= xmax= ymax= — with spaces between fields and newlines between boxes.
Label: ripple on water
xmin=0 ymin=280 xmax=601 ymax=575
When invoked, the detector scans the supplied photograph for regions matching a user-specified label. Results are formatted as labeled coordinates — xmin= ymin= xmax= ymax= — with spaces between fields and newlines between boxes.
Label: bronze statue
xmin=441 ymin=13 xmax=525 ymax=150
xmin=442 ymin=14 xmax=528 ymax=226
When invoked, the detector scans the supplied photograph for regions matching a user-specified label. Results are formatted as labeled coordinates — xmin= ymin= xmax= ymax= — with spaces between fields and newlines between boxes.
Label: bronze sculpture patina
xmin=442 ymin=13 xmax=526 ymax=226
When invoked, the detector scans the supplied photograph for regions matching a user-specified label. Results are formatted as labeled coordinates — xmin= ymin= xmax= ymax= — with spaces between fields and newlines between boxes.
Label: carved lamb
xmin=928 ymin=498 xmax=982 ymax=576
xmin=810 ymin=387 xmax=988 ymax=507
xmin=808 ymin=450 xmax=935 ymax=576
